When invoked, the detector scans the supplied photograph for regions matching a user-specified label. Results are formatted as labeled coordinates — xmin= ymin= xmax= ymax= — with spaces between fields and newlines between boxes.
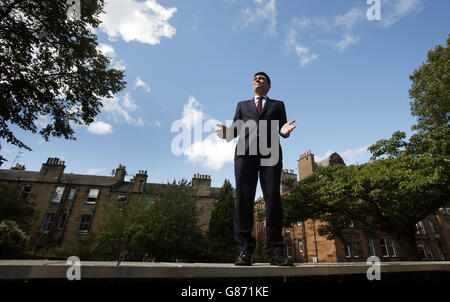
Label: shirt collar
xmin=254 ymin=95 xmax=268 ymax=102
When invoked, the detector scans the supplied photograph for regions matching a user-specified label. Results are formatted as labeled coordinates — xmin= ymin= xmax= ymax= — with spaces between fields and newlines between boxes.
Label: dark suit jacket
xmin=228 ymin=98 xmax=289 ymax=161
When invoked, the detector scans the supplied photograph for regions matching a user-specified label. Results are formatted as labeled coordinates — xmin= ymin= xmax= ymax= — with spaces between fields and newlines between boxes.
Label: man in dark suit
xmin=215 ymin=72 xmax=295 ymax=266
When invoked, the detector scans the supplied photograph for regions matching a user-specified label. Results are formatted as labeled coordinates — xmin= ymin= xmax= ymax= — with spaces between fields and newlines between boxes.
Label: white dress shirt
xmin=254 ymin=95 xmax=267 ymax=110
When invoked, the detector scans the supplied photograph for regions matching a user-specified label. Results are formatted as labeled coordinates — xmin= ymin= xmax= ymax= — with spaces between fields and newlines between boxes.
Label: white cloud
xmin=101 ymin=93 xmax=144 ymax=126
xmin=334 ymin=7 xmax=365 ymax=29
xmin=133 ymin=77 xmax=151 ymax=92
xmin=335 ymin=34 xmax=359 ymax=52
xmin=96 ymin=43 xmax=126 ymax=70
xmin=241 ymin=0 xmax=277 ymax=35
xmin=87 ymin=121 xmax=113 ymax=135
xmin=315 ymin=145 xmax=370 ymax=165
xmin=380 ymin=0 xmax=423 ymax=28
xmin=99 ymin=0 xmax=177 ymax=45
xmin=295 ymin=44 xmax=319 ymax=67
xmin=122 ymin=93 xmax=139 ymax=111
xmin=181 ymin=96 xmax=205 ymax=131
xmin=174 ymin=96 xmax=234 ymax=170
xmin=340 ymin=145 xmax=371 ymax=165
xmin=155 ymin=120 xmax=161 ymax=127
xmin=285 ymin=1 xmax=423 ymax=66
xmin=184 ymin=138 xmax=235 ymax=171
xmin=87 ymin=168 xmax=107 ymax=175
xmin=286 ymin=26 xmax=318 ymax=67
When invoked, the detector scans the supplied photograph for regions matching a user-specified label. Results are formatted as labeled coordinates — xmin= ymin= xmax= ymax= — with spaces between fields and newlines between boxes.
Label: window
xmin=389 ymin=239 xmax=397 ymax=257
xmin=86 ymin=188 xmax=100 ymax=204
xmin=437 ymin=246 xmax=445 ymax=261
xmin=117 ymin=194 xmax=127 ymax=201
xmin=77 ymin=215 xmax=92 ymax=234
xmin=417 ymin=244 xmax=426 ymax=260
xmin=51 ymin=186 xmax=65 ymax=203
xmin=40 ymin=213 xmax=55 ymax=233
xmin=345 ymin=244 xmax=351 ymax=258
xmin=21 ymin=184 xmax=32 ymax=199
xmin=428 ymin=221 xmax=439 ymax=237
xmin=350 ymin=240 xmax=360 ymax=258
xmin=380 ymin=239 xmax=389 ymax=257
xmin=286 ymin=242 xmax=291 ymax=258
xmin=426 ymin=245 xmax=433 ymax=260
xmin=67 ymin=188 xmax=76 ymax=200
xmin=368 ymin=239 xmax=376 ymax=256
xmin=416 ymin=221 xmax=426 ymax=234
xmin=298 ymin=239 xmax=303 ymax=253
xmin=57 ymin=213 xmax=67 ymax=230
xmin=439 ymin=208 xmax=449 ymax=215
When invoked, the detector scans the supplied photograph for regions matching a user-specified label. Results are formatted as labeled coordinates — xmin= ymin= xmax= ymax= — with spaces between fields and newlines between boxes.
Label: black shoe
xmin=269 ymin=250 xmax=293 ymax=266
xmin=235 ymin=251 xmax=252 ymax=266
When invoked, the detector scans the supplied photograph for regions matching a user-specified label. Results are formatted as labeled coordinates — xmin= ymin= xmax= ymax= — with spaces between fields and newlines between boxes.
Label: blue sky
xmin=2 ymin=0 xmax=450 ymax=196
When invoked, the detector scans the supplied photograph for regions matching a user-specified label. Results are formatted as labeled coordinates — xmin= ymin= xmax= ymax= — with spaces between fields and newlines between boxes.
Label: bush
xmin=0 ymin=220 xmax=29 ymax=259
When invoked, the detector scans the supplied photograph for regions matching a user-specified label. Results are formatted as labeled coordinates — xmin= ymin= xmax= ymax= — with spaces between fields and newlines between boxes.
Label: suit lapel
xmin=247 ymin=99 xmax=259 ymax=119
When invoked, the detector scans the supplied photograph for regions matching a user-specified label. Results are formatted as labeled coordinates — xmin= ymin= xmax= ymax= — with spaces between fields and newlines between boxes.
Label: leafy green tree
xmin=0 ymin=183 xmax=36 ymax=228
xmin=0 ymin=220 xmax=29 ymax=259
xmin=92 ymin=193 xmax=150 ymax=261
xmin=207 ymin=179 xmax=235 ymax=262
xmin=146 ymin=180 xmax=209 ymax=262
xmin=409 ymin=34 xmax=450 ymax=133
xmin=0 ymin=0 xmax=125 ymax=152
xmin=283 ymin=34 xmax=450 ymax=261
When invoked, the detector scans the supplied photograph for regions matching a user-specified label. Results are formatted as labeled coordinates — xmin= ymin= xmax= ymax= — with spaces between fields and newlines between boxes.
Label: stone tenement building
xmin=255 ymin=150 xmax=450 ymax=262
xmin=0 ymin=158 xmax=224 ymax=249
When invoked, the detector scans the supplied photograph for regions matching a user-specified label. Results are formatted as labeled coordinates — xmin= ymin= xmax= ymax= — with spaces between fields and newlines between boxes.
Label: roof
xmin=316 ymin=152 xmax=345 ymax=167
xmin=0 ymin=168 xmax=226 ymax=198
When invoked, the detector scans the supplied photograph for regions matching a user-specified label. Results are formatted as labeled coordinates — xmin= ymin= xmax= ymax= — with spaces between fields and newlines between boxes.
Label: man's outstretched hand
xmin=280 ymin=120 xmax=296 ymax=137
xmin=215 ymin=124 xmax=227 ymax=140
xmin=216 ymin=121 xmax=296 ymax=139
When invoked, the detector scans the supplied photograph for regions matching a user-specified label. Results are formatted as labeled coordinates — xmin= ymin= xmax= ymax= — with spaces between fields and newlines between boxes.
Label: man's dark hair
xmin=254 ymin=72 xmax=271 ymax=85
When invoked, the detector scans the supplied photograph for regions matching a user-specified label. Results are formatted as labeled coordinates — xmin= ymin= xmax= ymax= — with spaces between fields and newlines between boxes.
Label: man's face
xmin=253 ymin=74 xmax=271 ymax=96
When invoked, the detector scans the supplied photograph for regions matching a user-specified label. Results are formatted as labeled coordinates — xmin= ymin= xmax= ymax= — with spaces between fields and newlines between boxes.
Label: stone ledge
xmin=1 ymin=260 xmax=450 ymax=280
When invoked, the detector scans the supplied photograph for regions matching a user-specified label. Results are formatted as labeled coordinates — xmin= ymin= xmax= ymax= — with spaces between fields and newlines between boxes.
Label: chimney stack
xmin=192 ymin=173 xmax=212 ymax=197
xmin=114 ymin=164 xmax=127 ymax=183
xmin=297 ymin=149 xmax=315 ymax=181
xmin=132 ymin=169 xmax=148 ymax=193
xmin=39 ymin=157 xmax=66 ymax=182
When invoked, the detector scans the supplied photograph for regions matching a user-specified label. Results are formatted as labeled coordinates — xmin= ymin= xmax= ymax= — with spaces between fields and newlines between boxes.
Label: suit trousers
xmin=234 ymin=155 xmax=284 ymax=255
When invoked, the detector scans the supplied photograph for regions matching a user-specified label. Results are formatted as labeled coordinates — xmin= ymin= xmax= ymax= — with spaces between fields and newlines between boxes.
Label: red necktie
xmin=257 ymin=96 xmax=263 ymax=115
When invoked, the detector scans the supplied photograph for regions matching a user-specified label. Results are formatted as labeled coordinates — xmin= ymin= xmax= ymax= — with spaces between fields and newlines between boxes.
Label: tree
xmin=409 ymin=34 xmax=450 ymax=133
xmin=92 ymin=193 xmax=151 ymax=261
xmin=283 ymin=34 xmax=450 ymax=261
xmin=0 ymin=183 xmax=36 ymax=228
xmin=207 ymin=179 xmax=235 ymax=262
xmin=0 ymin=220 xmax=29 ymax=259
xmin=146 ymin=179 xmax=209 ymax=262
xmin=0 ymin=0 xmax=126 ymax=152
